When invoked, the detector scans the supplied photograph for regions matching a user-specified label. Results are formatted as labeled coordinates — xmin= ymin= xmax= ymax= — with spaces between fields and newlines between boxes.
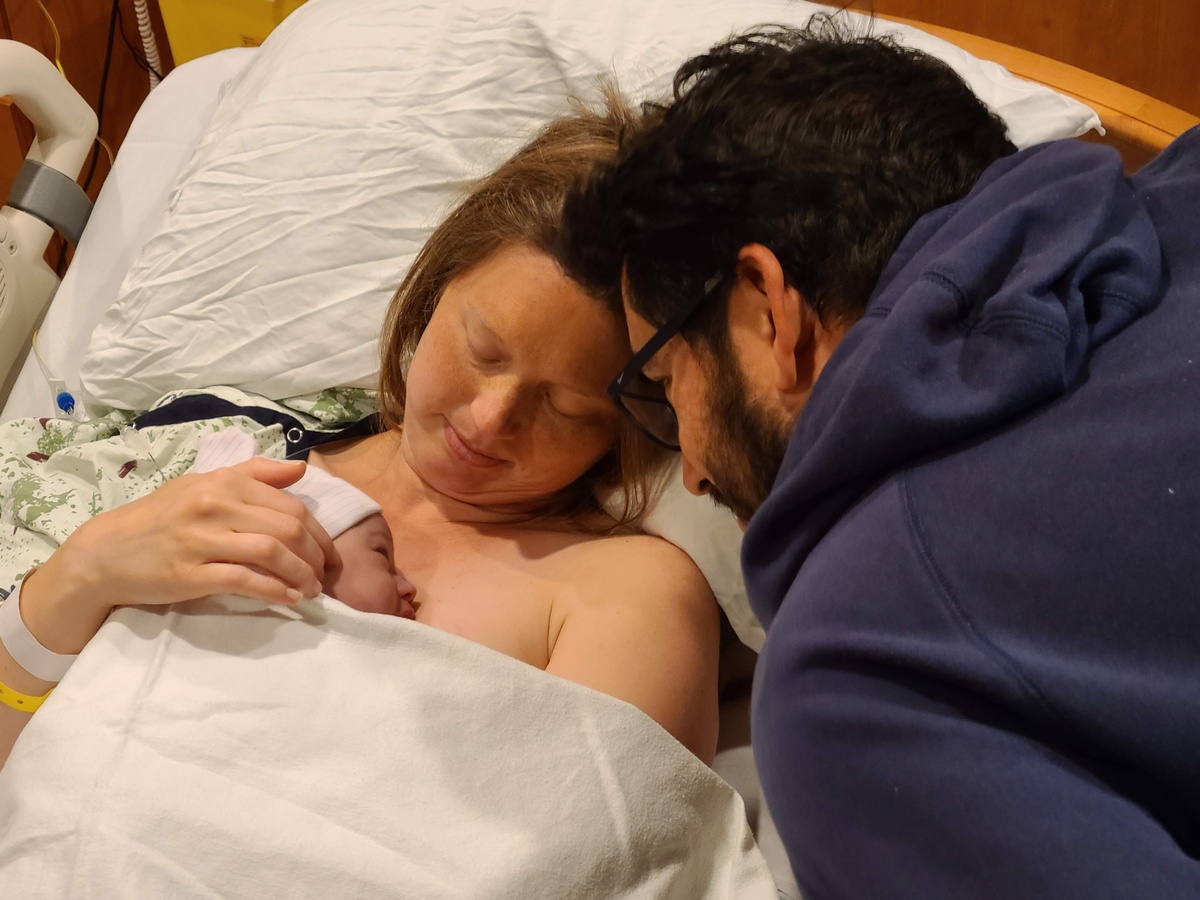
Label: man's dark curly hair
xmin=558 ymin=16 xmax=1017 ymax=349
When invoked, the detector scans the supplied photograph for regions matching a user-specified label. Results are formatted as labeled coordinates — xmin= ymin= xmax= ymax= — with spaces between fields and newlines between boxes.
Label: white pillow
xmin=79 ymin=0 xmax=1101 ymax=647
xmin=640 ymin=462 xmax=764 ymax=651
xmin=80 ymin=0 xmax=1099 ymax=412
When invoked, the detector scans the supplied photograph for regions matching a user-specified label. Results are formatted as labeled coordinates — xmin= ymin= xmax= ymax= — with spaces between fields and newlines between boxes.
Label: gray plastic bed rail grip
xmin=6 ymin=159 xmax=93 ymax=246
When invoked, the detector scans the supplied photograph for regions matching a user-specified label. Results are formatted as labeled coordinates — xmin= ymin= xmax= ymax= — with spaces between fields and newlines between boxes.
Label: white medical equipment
xmin=132 ymin=0 xmax=164 ymax=90
xmin=0 ymin=40 xmax=96 ymax=406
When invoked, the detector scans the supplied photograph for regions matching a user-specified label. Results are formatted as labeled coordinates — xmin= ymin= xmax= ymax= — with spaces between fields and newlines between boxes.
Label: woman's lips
xmin=443 ymin=421 xmax=504 ymax=468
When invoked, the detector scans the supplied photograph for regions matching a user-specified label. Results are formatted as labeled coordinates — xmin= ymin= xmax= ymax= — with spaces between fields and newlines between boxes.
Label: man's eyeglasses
xmin=608 ymin=274 xmax=726 ymax=451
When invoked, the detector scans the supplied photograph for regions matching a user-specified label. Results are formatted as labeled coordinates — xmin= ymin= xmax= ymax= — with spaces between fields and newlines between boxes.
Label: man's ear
xmin=735 ymin=243 xmax=811 ymax=392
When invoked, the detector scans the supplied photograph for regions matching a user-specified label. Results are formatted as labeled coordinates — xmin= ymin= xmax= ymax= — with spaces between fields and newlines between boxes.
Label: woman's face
xmin=401 ymin=243 xmax=627 ymax=507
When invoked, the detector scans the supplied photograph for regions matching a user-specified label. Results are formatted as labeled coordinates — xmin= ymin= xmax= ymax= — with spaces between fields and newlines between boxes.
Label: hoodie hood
xmin=742 ymin=139 xmax=1163 ymax=630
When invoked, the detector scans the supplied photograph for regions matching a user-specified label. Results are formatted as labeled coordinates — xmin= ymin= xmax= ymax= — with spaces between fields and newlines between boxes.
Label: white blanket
xmin=0 ymin=596 xmax=776 ymax=898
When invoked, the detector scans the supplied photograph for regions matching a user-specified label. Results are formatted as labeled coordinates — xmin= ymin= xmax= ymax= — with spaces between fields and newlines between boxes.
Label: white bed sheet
xmin=0 ymin=49 xmax=256 ymax=422
xmin=0 ymin=597 xmax=779 ymax=898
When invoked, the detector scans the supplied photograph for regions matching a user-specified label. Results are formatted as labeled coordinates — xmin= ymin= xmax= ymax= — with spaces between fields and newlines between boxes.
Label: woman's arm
xmin=0 ymin=606 xmax=59 ymax=768
xmin=0 ymin=557 xmax=110 ymax=767
xmin=0 ymin=457 xmax=337 ymax=767
xmin=546 ymin=535 xmax=721 ymax=763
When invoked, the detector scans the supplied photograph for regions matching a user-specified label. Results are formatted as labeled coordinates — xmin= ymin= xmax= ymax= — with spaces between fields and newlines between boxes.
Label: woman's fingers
xmin=229 ymin=459 xmax=341 ymax=572
xmin=179 ymin=466 xmax=338 ymax=579
xmin=198 ymin=523 xmax=324 ymax=599
xmin=208 ymin=494 xmax=328 ymax=593
xmin=197 ymin=563 xmax=305 ymax=607
xmin=235 ymin=456 xmax=308 ymax=490
xmin=43 ymin=454 xmax=350 ymax=621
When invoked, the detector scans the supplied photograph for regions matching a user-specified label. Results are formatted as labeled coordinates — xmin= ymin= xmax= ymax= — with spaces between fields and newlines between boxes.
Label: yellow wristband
xmin=0 ymin=679 xmax=53 ymax=713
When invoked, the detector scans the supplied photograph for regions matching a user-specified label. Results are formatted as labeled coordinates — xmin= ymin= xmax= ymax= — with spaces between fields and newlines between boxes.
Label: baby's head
xmin=291 ymin=465 xmax=417 ymax=619
xmin=323 ymin=511 xmax=417 ymax=619
xmin=192 ymin=430 xmax=416 ymax=617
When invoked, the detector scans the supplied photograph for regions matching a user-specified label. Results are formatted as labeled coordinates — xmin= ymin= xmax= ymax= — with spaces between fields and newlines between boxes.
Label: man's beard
xmin=700 ymin=346 xmax=794 ymax=524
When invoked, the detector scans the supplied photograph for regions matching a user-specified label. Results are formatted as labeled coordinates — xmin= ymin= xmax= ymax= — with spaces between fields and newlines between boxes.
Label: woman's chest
xmin=385 ymin=518 xmax=566 ymax=668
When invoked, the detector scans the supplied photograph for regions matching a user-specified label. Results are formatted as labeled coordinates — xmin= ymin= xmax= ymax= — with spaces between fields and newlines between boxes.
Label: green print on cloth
xmin=284 ymin=387 xmax=377 ymax=426
xmin=35 ymin=421 xmax=85 ymax=458
xmin=9 ymin=474 xmax=77 ymax=530
xmin=0 ymin=386 xmax=378 ymax=598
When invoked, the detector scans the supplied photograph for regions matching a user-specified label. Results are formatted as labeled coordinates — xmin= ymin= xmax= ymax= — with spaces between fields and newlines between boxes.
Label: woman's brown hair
xmin=378 ymin=86 xmax=670 ymax=531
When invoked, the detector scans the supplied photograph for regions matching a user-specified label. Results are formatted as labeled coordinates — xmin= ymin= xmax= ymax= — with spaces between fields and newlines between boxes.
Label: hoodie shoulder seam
xmin=899 ymin=472 xmax=1068 ymax=725
xmin=923 ymin=269 xmax=1073 ymax=344
xmin=971 ymin=311 xmax=1067 ymax=343
xmin=1098 ymin=290 xmax=1143 ymax=315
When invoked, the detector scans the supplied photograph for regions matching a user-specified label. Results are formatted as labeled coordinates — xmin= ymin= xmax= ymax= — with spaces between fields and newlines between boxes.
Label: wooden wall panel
xmin=0 ymin=98 xmax=26 ymax=190
xmin=1 ymin=0 xmax=174 ymax=205
xmin=866 ymin=0 xmax=1200 ymax=117
xmin=3 ymin=0 xmax=1196 ymax=209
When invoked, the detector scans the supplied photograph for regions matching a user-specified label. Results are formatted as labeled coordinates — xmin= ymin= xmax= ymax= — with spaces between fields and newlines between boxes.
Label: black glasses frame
xmin=607 ymin=274 xmax=725 ymax=451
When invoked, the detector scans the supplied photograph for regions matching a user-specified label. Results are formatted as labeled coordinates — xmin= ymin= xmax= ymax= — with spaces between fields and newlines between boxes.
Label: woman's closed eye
xmin=544 ymin=388 xmax=607 ymax=422
xmin=547 ymin=398 xmax=587 ymax=421
xmin=547 ymin=402 xmax=616 ymax=438
xmin=464 ymin=315 xmax=508 ymax=365
xmin=468 ymin=340 xmax=503 ymax=365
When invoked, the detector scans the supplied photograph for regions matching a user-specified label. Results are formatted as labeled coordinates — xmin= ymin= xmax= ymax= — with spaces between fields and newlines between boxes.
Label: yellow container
xmin=157 ymin=0 xmax=310 ymax=64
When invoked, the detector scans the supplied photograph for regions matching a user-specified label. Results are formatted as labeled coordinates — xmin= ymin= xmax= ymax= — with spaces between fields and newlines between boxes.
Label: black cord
xmin=81 ymin=0 xmax=121 ymax=195
xmin=60 ymin=0 xmax=121 ymax=276
xmin=53 ymin=233 xmax=68 ymax=276
xmin=115 ymin=1 xmax=163 ymax=81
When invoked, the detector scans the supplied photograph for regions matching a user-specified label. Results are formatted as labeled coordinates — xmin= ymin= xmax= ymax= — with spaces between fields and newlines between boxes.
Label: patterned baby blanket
xmin=0 ymin=386 xmax=377 ymax=599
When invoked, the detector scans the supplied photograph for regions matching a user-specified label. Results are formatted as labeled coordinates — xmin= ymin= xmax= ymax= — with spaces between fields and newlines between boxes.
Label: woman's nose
xmin=470 ymin=377 xmax=525 ymax=437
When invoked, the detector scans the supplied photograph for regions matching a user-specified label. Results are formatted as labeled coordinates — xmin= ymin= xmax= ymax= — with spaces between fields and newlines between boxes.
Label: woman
xmin=0 ymin=94 xmax=720 ymax=764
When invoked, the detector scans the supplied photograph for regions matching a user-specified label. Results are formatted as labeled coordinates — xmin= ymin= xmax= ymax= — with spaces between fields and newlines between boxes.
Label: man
xmin=559 ymin=17 xmax=1200 ymax=899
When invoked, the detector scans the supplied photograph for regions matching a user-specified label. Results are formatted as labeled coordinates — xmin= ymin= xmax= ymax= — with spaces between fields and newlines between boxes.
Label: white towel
xmin=0 ymin=596 xmax=776 ymax=898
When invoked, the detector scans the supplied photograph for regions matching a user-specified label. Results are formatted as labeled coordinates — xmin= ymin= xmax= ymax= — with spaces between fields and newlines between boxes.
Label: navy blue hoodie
xmin=743 ymin=129 xmax=1200 ymax=898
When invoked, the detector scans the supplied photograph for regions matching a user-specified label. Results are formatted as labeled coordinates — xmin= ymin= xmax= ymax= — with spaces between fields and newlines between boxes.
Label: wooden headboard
xmin=863 ymin=0 xmax=1200 ymax=172
xmin=880 ymin=15 xmax=1199 ymax=171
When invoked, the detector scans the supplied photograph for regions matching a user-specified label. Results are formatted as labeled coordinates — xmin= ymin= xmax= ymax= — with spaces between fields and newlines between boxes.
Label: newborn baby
xmin=193 ymin=430 xmax=417 ymax=619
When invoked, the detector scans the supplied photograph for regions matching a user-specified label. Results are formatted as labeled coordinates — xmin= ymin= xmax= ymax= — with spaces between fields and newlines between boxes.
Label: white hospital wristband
xmin=0 ymin=572 xmax=79 ymax=683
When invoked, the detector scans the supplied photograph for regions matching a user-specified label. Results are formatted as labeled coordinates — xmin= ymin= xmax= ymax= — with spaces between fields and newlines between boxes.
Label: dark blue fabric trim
xmin=133 ymin=395 xmax=381 ymax=460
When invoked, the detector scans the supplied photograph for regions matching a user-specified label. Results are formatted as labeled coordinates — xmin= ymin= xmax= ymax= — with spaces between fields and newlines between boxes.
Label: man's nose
xmin=680 ymin=454 xmax=714 ymax=497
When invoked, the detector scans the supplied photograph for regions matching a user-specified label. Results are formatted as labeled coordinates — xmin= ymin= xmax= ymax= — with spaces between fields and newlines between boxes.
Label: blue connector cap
xmin=55 ymin=391 xmax=76 ymax=415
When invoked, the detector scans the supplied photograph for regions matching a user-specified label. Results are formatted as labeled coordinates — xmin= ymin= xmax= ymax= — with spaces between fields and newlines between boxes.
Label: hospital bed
xmin=0 ymin=1 xmax=1196 ymax=896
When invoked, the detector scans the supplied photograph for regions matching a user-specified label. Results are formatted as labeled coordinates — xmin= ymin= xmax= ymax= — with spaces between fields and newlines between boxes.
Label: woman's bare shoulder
xmin=566 ymin=527 xmax=686 ymax=557
xmin=549 ymin=529 xmax=712 ymax=603
xmin=544 ymin=529 xmax=721 ymax=761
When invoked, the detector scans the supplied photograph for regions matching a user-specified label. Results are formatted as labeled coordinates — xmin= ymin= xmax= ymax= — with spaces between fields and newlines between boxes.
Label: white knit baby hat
xmin=192 ymin=429 xmax=381 ymax=538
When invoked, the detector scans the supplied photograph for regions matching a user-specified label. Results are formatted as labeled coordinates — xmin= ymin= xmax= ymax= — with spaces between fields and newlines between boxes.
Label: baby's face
xmin=322 ymin=514 xmax=417 ymax=619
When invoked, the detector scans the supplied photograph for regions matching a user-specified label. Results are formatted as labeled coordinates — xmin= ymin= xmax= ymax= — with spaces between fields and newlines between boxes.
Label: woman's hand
xmin=20 ymin=457 xmax=339 ymax=656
